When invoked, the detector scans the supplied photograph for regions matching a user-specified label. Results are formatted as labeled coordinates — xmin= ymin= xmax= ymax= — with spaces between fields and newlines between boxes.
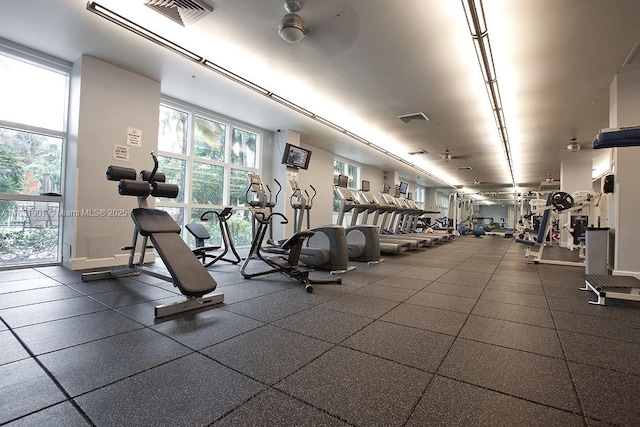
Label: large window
xmin=414 ymin=186 xmax=425 ymax=209
xmin=156 ymin=101 xmax=261 ymax=247
xmin=439 ymin=193 xmax=449 ymax=219
xmin=0 ymin=49 xmax=69 ymax=267
xmin=333 ymin=159 xmax=360 ymax=189
xmin=333 ymin=159 xmax=360 ymax=214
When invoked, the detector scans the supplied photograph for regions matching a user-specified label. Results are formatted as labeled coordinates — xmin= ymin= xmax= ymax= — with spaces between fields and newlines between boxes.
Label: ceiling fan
xmin=465 ymin=177 xmax=492 ymax=185
xmin=439 ymin=148 xmax=471 ymax=161
xmin=566 ymin=137 xmax=592 ymax=152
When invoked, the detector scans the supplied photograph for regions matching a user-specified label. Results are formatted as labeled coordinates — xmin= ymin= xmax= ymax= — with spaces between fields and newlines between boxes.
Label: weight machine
xmin=516 ymin=191 xmax=600 ymax=267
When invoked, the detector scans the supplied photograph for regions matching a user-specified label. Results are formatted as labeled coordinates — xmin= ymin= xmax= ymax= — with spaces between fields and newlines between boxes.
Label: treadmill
xmin=334 ymin=178 xmax=411 ymax=254
xmin=358 ymin=185 xmax=432 ymax=249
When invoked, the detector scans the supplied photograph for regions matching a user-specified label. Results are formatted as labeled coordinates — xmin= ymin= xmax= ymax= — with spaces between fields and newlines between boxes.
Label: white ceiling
xmin=2 ymin=0 xmax=640 ymax=200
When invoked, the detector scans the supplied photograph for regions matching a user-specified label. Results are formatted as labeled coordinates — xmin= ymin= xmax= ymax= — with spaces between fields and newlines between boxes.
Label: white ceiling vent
xmin=145 ymin=0 xmax=213 ymax=27
xmin=398 ymin=112 xmax=429 ymax=124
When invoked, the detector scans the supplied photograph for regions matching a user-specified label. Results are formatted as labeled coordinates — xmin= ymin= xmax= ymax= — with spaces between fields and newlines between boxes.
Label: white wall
xmin=609 ymin=69 xmax=640 ymax=276
xmin=63 ymin=55 xmax=161 ymax=270
xmin=478 ymin=205 xmax=509 ymax=226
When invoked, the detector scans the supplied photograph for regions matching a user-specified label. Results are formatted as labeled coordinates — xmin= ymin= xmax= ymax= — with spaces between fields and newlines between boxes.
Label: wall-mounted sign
xmin=113 ymin=144 xmax=130 ymax=161
xmin=127 ymin=127 xmax=142 ymax=147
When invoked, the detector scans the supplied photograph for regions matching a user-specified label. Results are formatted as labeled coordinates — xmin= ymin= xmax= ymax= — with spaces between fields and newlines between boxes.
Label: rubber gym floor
xmin=1 ymin=235 xmax=639 ymax=426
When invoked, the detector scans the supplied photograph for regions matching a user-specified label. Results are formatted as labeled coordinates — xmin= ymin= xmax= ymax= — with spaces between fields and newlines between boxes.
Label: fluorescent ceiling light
xmin=86 ymin=1 xmax=202 ymax=62
xmin=86 ymin=1 xmax=459 ymax=188
xmin=462 ymin=0 xmax=516 ymax=188
xmin=202 ymin=60 xmax=270 ymax=95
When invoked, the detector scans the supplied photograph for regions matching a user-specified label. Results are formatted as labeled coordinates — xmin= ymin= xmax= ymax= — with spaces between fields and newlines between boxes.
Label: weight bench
xmin=593 ymin=126 xmax=640 ymax=149
xmin=82 ymin=153 xmax=224 ymax=318
xmin=581 ymin=274 xmax=640 ymax=305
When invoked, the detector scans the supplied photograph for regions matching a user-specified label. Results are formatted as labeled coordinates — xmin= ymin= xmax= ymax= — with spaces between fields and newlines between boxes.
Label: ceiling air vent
xmin=456 ymin=166 xmax=472 ymax=171
xmin=408 ymin=149 xmax=427 ymax=155
xmin=397 ymin=112 xmax=429 ymax=124
xmin=145 ymin=0 xmax=213 ymax=27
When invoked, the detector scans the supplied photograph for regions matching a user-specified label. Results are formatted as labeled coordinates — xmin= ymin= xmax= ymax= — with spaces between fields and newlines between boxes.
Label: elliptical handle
xmin=273 ymin=179 xmax=282 ymax=206
xmin=148 ymin=151 xmax=159 ymax=182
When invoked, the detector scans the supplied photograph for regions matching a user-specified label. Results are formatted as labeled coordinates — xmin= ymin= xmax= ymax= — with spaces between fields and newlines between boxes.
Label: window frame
xmin=156 ymin=97 xmax=263 ymax=245
xmin=0 ymin=42 xmax=71 ymax=266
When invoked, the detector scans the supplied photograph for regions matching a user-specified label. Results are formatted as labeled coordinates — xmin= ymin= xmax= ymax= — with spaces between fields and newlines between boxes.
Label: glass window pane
xmin=191 ymin=161 xmax=224 ymax=205
xmin=188 ymin=207 xmax=222 ymax=247
xmin=158 ymin=105 xmax=187 ymax=155
xmin=231 ymin=128 xmax=257 ymax=167
xmin=0 ymin=200 xmax=60 ymax=266
xmin=333 ymin=160 xmax=345 ymax=177
xmin=157 ymin=156 xmax=186 ymax=203
xmin=229 ymin=169 xmax=251 ymax=207
xmin=347 ymin=164 xmax=358 ymax=188
xmin=227 ymin=209 xmax=254 ymax=247
xmin=0 ymin=54 xmax=67 ymax=131
xmin=0 ymin=127 xmax=63 ymax=196
xmin=193 ymin=116 xmax=226 ymax=162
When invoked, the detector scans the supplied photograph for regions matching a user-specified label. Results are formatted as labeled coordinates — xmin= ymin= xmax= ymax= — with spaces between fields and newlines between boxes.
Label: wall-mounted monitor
xmin=337 ymin=174 xmax=349 ymax=188
xmin=398 ymin=181 xmax=408 ymax=195
xmin=281 ymin=143 xmax=312 ymax=170
xmin=361 ymin=180 xmax=370 ymax=192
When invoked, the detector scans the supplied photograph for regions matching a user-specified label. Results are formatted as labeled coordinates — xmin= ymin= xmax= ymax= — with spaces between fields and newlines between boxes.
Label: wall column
xmin=609 ymin=69 xmax=640 ymax=276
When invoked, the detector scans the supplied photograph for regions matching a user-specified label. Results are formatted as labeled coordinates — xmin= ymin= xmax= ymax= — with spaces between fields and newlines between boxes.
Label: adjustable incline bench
xmin=82 ymin=152 xmax=224 ymax=318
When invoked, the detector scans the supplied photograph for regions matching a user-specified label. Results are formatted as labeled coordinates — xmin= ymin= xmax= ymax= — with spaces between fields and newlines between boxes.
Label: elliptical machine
xmin=287 ymin=173 xmax=351 ymax=274
xmin=240 ymin=208 xmax=342 ymax=292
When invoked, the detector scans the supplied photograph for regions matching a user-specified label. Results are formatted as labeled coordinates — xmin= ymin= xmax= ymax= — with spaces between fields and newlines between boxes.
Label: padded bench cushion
xmin=131 ymin=208 xmax=180 ymax=236
xmin=150 ymin=232 xmax=218 ymax=297
xmin=593 ymin=127 xmax=640 ymax=149
xmin=185 ymin=222 xmax=210 ymax=240
xmin=515 ymin=238 xmax=536 ymax=246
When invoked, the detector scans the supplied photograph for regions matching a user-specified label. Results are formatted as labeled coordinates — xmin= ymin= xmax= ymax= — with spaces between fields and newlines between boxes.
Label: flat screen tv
xmin=398 ymin=181 xmax=408 ymax=195
xmin=361 ymin=180 xmax=370 ymax=192
xmin=281 ymin=143 xmax=312 ymax=170
xmin=336 ymin=174 xmax=349 ymax=188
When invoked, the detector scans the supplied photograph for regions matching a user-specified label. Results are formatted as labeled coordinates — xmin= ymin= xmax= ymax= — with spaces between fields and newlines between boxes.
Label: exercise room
xmin=1 ymin=1 xmax=640 ymax=425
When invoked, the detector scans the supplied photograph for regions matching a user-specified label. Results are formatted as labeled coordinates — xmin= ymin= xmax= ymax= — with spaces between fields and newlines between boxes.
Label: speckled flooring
xmin=1 ymin=235 xmax=640 ymax=426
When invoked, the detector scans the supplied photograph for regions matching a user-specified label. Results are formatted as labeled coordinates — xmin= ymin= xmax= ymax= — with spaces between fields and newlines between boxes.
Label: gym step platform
xmin=581 ymin=274 xmax=640 ymax=305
